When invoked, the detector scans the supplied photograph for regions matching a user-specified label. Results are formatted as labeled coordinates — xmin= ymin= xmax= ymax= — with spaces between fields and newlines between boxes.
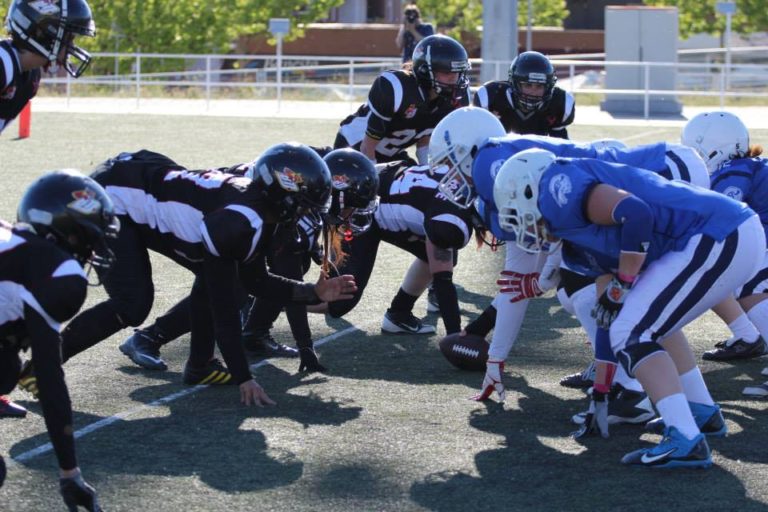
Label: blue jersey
xmin=539 ymin=158 xmax=754 ymax=267
xmin=710 ymin=157 xmax=768 ymax=243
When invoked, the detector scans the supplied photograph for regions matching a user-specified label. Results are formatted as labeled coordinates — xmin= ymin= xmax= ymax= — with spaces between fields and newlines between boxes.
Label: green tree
xmin=642 ymin=1 xmax=767 ymax=40
xmin=84 ymin=1 xmax=344 ymax=72
xmin=414 ymin=0 xmax=568 ymax=40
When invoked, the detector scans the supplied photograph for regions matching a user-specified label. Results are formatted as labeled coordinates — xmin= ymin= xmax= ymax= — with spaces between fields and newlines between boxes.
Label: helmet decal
xmin=68 ymin=188 xmax=101 ymax=215
xmin=275 ymin=167 xmax=303 ymax=192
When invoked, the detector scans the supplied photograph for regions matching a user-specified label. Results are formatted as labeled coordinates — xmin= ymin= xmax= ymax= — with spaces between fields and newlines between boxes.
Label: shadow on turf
xmin=410 ymin=373 xmax=768 ymax=512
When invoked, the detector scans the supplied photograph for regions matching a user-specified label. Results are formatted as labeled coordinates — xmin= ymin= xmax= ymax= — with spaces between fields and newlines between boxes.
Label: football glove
xmin=572 ymin=390 xmax=609 ymax=439
xmin=298 ymin=347 xmax=327 ymax=373
xmin=591 ymin=275 xmax=633 ymax=329
xmin=496 ymin=271 xmax=544 ymax=303
xmin=60 ymin=473 xmax=102 ymax=512
xmin=472 ymin=359 xmax=506 ymax=402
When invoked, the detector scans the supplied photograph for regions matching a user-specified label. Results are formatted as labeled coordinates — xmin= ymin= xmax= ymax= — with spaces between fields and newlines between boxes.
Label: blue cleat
xmin=622 ymin=426 xmax=712 ymax=469
xmin=645 ymin=401 xmax=727 ymax=438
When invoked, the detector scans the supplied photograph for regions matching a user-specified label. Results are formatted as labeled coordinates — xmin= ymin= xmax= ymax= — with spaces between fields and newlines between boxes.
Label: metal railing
xmin=40 ymin=49 xmax=768 ymax=119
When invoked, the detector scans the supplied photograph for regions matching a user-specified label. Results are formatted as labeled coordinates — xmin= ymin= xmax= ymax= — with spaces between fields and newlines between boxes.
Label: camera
xmin=405 ymin=10 xmax=418 ymax=23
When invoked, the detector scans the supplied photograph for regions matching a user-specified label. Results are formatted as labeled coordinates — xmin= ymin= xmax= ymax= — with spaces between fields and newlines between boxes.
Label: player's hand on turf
xmin=59 ymin=471 xmax=102 ymax=511
xmin=315 ymin=272 xmax=357 ymax=302
xmin=497 ymin=271 xmax=544 ymax=303
xmin=240 ymin=379 xmax=276 ymax=407
xmin=298 ymin=347 xmax=327 ymax=373
xmin=591 ymin=275 xmax=633 ymax=328
xmin=573 ymin=391 xmax=609 ymax=439
xmin=472 ymin=359 xmax=506 ymax=402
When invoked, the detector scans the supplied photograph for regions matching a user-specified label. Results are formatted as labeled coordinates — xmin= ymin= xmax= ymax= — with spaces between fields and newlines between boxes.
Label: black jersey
xmin=91 ymin=150 xmax=273 ymax=268
xmin=337 ymin=70 xmax=469 ymax=161
xmin=472 ymin=81 xmax=575 ymax=138
xmin=0 ymin=40 xmax=40 ymax=134
xmin=374 ymin=161 xmax=473 ymax=252
xmin=0 ymin=222 xmax=87 ymax=471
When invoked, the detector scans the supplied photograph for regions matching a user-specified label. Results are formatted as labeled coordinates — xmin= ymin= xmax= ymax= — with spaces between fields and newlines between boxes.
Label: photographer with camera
xmin=395 ymin=4 xmax=434 ymax=63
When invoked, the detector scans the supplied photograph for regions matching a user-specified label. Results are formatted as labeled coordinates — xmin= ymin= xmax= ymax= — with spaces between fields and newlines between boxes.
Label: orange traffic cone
xmin=18 ymin=102 xmax=31 ymax=139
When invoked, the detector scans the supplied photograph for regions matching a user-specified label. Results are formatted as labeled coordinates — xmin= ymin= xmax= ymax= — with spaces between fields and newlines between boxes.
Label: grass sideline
xmin=0 ymin=113 xmax=767 ymax=511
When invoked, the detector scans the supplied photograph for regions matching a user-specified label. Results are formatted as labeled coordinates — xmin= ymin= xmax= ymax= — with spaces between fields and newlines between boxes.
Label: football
xmin=438 ymin=333 xmax=489 ymax=371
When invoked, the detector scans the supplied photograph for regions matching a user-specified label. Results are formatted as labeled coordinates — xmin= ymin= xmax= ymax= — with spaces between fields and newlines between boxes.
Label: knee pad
xmin=617 ymin=341 xmax=665 ymax=378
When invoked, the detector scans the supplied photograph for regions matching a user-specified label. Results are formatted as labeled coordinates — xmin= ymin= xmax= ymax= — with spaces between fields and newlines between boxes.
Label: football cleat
xmin=742 ymin=381 xmax=768 ymax=397
xmin=571 ymin=385 xmax=655 ymax=426
xmin=559 ymin=361 xmax=595 ymax=389
xmin=381 ymin=310 xmax=436 ymax=335
xmin=702 ymin=337 xmax=767 ymax=361
xmin=645 ymin=401 xmax=727 ymax=438
xmin=17 ymin=361 xmax=38 ymax=399
xmin=621 ymin=426 xmax=712 ymax=469
xmin=242 ymin=331 xmax=299 ymax=358
xmin=182 ymin=358 xmax=234 ymax=385
xmin=119 ymin=329 xmax=167 ymax=370
xmin=0 ymin=395 xmax=27 ymax=418
xmin=426 ymin=287 xmax=440 ymax=314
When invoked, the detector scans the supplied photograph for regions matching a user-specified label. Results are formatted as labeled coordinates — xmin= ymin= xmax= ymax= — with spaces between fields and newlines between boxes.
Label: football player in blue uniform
xmin=3 ymin=171 xmax=116 ymax=510
xmin=493 ymin=148 xmax=764 ymax=468
xmin=682 ymin=111 xmax=768 ymax=366
xmin=1 ymin=0 xmax=95 ymax=134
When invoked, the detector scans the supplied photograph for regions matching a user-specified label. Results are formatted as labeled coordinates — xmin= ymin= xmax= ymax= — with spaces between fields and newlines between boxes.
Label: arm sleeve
xmin=239 ymin=257 xmax=320 ymax=306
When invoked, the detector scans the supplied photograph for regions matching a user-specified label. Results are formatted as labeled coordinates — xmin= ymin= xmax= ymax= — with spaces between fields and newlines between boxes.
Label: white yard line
xmin=9 ymin=325 xmax=360 ymax=466
xmin=621 ymin=128 xmax=674 ymax=142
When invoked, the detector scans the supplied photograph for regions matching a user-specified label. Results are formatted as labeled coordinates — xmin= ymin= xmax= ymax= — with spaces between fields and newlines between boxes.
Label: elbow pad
xmin=612 ymin=195 xmax=653 ymax=253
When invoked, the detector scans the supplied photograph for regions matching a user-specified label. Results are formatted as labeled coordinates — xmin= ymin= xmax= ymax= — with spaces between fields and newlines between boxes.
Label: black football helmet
xmin=322 ymin=148 xmax=379 ymax=235
xmin=412 ymin=34 xmax=470 ymax=99
xmin=247 ymin=142 xmax=332 ymax=225
xmin=6 ymin=0 xmax=96 ymax=77
xmin=508 ymin=51 xmax=556 ymax=112
xmin=17 ymin=169 xmax=119 ymax=269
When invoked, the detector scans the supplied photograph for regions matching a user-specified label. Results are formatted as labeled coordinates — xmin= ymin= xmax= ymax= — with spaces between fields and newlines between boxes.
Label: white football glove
xmin=472 ymin=359 xmax=506 ymax=402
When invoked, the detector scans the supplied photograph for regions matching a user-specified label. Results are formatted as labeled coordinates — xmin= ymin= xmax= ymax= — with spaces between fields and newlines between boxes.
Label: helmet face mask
xmin=428 ymin=107 xmax=506 ymax=209
xmin=17 ymin=169 xmax=119 ymax=272
xmin=681 ymin=111 xmax=749 ymax=174
xmin=493 ymin=149 xmax=557 ymax=253
xmin=508 ymin=51 xmax=556 ymax=112
xmin=6 ymin=0 xmax=96 ymax=77
xmin=412 ymin=35 xmax=471 ymax=100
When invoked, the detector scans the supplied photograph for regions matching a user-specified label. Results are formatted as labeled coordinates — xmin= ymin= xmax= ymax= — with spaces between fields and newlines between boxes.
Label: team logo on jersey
xmin=68 ymin=189 xmax=101 ymax=215
xmin=404 ymin=104 xmax=417 ymax=119
xmin=489 ymin=159 xmax=505 ymax=180
xmin=548 ymin=173 xmax=572 ymax=207
xmin=30 ymin=0 xmax=61 ymax=15
xmin=275 ymin=167 xmax=303 ymax=192
xmin=332 ymin=174 xmax=350 ymax=190
xmin=723 ymin=186 xmax=743 ymax=202
xmin=1 ymin=86 xmax=16 ymax=100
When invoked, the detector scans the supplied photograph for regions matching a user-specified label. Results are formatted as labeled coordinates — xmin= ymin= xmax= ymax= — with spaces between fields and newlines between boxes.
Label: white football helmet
xmin=493 ymin=148 xmax=556 ymax=253
xmin=591 ymin=138 xmax=628 ymax=151
xmin=681 ymin=111 xmax=749 ymax=174
xmin=429 ymin=106 xmax=506 ymax=208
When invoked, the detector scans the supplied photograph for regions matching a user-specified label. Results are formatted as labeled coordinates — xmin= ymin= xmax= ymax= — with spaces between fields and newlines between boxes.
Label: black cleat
xmin=182 ymin=358 xmax=234 ymax=385
xmin=119 ymin=329 xmax=167 ymax=370
xmin=703 ymin=337 xmax=768 ymax=361
xmin=559 ymin=361 xmax=595 ymax=389
xmin=0 ymin=395 xmax=27 ymax=418
xmin=572 ymin=384 xmax=655 ymax=426
xmin=426 ymin=287 xmax=440 ymax=314
xmin=381 ymin=310 xmax=436 ymax=335
xmin=242 ymin=331 xmax=299 ymax=358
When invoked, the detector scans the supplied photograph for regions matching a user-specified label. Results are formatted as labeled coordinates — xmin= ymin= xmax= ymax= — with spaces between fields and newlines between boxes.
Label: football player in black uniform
xmin=308 ymin=160 xmax=474 ymax=336
xmin=117 ymin=148 xmax=379 ymax=374
xmin=17 ymin=144 xmax=357 ymax=406
xmin=1 ymin=0 xmax=95 ymax=134
xmin=472 ymin=51 xmax=575 ymax=139
xmin=2 ymin=170 xmax=116 ymax=510
xmin=335 ymin=34 xmax=470 ymax=165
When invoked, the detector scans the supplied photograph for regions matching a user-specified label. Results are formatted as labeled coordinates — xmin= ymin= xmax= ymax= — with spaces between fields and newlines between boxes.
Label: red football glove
xmin=497 ymin=271 xmax=544 ymax=303
xmin=471 ymin=359 xmax=506 ymax=402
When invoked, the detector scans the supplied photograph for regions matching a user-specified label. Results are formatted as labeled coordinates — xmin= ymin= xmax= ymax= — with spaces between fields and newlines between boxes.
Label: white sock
xmin=570 ymin=284 xmax=598 ymax=350
xmin=614 ymin=365 xmax=644 ymax=392
xmin=679 ymin=367 xmax=715 ymax=406
xmin=488 ymin=294 xmax=529 ymax=360
xmin=747 ymin=300 xmax=768 ymax=341
xmin=728 ymin=313 xmax=760 ymax=344
xmin=655 ymin=393 xmax=700 ymax=440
